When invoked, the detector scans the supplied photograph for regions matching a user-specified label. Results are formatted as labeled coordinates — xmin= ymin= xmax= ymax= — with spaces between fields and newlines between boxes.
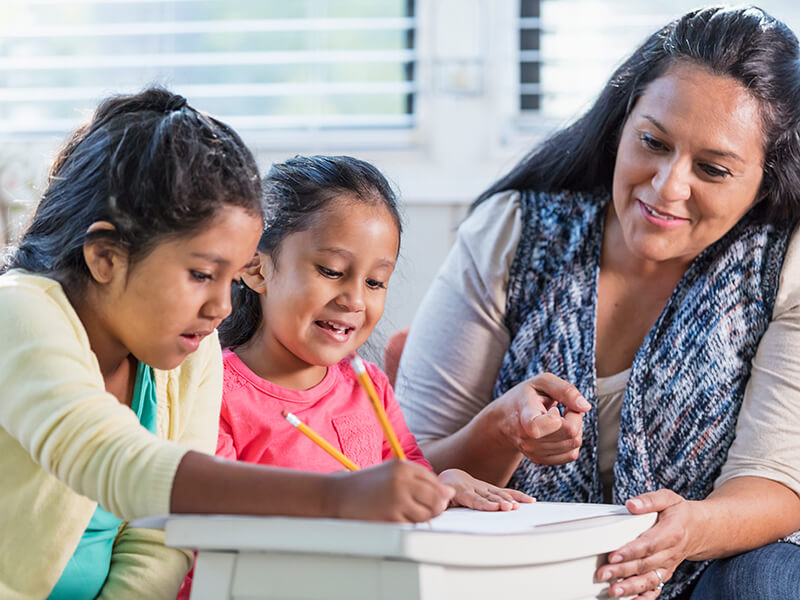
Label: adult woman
xmin=396 ymin=6 xmax=800 ymax=599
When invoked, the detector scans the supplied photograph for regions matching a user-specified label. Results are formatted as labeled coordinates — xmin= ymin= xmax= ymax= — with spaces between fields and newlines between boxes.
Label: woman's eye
xmin=190 ymin=270 xmax=212 ymax=282
xmin=366 ymin=278 xmax=386 ymax=290
xmin=317 ymin=265 xmax=342 ymax=278
xmin=640 ymin=133 xmax=668 ymax=152
xmin=698 ymin=163 xmax=731 ymax=179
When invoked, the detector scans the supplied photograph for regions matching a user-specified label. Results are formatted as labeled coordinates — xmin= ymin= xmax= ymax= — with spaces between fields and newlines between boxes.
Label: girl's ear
xmin=83 ymin=221 xmax=127 ymax=284
xmin=240 ymin=251 xmax=268 ymax=294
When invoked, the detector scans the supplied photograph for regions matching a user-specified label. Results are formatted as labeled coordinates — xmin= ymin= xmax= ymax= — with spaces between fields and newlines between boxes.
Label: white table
xmin=167 ymin=503 xmax=656 ymax=600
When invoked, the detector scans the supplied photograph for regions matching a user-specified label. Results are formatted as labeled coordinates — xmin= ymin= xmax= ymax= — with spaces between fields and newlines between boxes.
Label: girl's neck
xmin=234 ymin=338 xmax=328 ymax=391
xmin=68 ymin=284 xmax=136 ymax=404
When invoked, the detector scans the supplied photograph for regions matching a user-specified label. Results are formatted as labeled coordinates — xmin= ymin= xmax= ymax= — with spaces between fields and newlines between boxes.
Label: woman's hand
xmin=490 ymin=373 xmax=591 ymax=465
xmin=438 ymin=468 xmax=534 ymax=511
xmin=331 ymin=459 xmax=455 ymax=523
xmin=595 ymin=490 xmax=698 ymax=598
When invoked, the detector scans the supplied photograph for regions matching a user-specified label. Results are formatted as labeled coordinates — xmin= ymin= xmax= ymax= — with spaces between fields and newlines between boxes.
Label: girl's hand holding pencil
xmin=328 ymin=459 xmax=455 ymax=523
xmin=281 ymin=410 xmax=454 ymax=522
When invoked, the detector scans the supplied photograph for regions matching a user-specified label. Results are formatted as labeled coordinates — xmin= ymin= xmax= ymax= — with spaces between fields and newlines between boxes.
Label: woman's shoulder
xmin=463 ymin=190 xmax=522 ymax=233
xmin=774 ymin=226 xmax=800 ymax=315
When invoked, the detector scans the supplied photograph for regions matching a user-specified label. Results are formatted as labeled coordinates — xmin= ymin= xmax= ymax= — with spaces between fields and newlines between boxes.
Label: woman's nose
xmin=651 ymin=157 xmax=691 ymax=203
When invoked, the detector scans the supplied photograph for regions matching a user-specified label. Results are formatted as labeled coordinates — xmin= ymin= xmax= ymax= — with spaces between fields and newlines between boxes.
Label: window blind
xmin=0 ymin=0 xmax=417 ymax=135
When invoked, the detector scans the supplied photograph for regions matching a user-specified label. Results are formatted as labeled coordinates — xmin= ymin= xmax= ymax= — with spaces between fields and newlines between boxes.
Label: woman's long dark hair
xmin=218 ymin=154 xmax=402 ymax=349
xmin=3 ymin=87 xmax=263 ymax=292
xmin=476 ymin=5 xmax=800 ymax=224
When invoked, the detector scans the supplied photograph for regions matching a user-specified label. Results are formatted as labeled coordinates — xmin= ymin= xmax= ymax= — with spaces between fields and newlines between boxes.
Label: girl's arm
xmin=98 ymin=524 xmax=190 ymax=600
xmin=171 ymin=452 xmax=453 ymax=523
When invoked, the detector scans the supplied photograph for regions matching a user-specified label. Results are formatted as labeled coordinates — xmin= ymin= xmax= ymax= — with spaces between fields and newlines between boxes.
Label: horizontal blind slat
xmin=2 ymin=2 xmax=417 ymax=136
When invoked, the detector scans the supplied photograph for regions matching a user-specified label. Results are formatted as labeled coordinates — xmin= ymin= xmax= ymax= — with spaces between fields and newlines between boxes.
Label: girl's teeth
xmin=323 ymin=320 xmax=347 ymax=332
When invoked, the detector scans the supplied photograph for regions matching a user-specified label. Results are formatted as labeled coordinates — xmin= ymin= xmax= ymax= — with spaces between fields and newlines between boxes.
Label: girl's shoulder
xmin=221 ymin=347 xmax=252 ymax=395
xmin=0 ymin=270 xmax=87 ymax=347
xmin=0 ymin=270 xmax=66 ymax=306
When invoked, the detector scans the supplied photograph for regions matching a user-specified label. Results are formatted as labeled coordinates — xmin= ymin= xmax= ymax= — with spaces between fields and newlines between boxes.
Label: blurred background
xmin=2 ymin=0 xmax=799 ymax=363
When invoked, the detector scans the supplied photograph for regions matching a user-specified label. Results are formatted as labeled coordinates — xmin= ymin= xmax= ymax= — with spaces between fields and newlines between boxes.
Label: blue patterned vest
xmin=496 ymin=189 xmax=794 ymax=598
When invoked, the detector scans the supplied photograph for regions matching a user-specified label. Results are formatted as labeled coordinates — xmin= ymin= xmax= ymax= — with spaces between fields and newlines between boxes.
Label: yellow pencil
xmin=281 ymin=410 xmax=360 ymax=471
xmin=349 ymin=353 xmax=407 ymax=460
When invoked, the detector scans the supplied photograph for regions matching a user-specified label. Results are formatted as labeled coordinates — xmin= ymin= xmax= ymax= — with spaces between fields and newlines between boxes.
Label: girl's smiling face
xmin=253 ymin=195 xmax=400 ymax=389
xmin=611 ymin=61 xmax=766 ymax=268
xmin=94 ymin=204 xmax=263 ymax=370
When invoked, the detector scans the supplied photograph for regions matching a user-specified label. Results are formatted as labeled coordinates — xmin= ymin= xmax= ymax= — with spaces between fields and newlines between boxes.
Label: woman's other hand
xmin=438 ymin=468 xmax=534 ymax=511
xmin=331 ymin=459 xmax=454 ymax=523
xmin=595 ymin=489 xmax=696 ymax=598
xmin=491 ymin=373 xmax=591 ymax=465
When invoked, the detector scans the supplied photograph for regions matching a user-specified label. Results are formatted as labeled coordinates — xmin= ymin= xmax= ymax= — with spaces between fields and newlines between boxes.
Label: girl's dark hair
xmin=475 ymin=5 xmax=800 ymax=224
xmin=219 ymin=154 xmax=401 ymax=348
xmin=2 ymin=87 xmax=263 ymax=289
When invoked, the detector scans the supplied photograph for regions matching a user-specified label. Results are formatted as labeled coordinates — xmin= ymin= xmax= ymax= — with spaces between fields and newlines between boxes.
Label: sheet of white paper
xmin=415 ymin=502 xmax=630 ymax=534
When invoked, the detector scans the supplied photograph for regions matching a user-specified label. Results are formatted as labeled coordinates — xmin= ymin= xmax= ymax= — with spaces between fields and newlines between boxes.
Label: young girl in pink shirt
xmin=176 ymin=154 xmax=530 ymax=598
xmin=217 ymin=154 xmax=531 ymax=506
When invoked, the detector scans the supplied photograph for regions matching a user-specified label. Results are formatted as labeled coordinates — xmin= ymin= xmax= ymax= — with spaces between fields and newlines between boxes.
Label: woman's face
xmin=611 ymin=61 xmax=766 ymax=267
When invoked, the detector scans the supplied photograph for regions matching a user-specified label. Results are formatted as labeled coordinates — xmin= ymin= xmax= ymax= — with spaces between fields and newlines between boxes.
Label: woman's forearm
xmin=688 ymin=476 xmax=800 ymax=560
xmin=420 ymin=404 xmax=523 ymax=487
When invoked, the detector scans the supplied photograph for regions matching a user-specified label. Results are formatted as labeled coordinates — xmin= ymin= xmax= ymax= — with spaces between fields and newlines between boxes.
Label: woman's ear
xmin=83 ymin=221 xmax=125 ymax=284
xmin=240 ymin=251 xmax=269 ymax=294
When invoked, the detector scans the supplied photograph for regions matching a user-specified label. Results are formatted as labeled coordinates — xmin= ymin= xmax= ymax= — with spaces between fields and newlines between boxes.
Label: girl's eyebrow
xmin=318 ymin=247 xmax=395 ymax=269
xmin=190 ymin=251 xmax=229 ymax=265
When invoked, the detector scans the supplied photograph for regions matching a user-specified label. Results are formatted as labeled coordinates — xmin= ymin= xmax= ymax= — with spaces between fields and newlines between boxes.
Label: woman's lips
xmin=638 ymin=200 xmax=689 ymax=227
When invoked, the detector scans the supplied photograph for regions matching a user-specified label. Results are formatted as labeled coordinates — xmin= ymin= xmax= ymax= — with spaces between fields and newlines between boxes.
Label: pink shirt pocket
xmin=332 ymin=413 xmax=383 ymax=469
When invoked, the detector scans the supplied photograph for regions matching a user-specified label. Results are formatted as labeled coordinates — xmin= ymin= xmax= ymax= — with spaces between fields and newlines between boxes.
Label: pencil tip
xmin=280 ymin=409 xmax=288 ymax=417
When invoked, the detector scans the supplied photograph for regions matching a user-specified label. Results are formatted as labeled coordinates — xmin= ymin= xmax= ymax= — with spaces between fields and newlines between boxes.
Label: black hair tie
xmin=164 ymin=94 xmax=188 ymax=113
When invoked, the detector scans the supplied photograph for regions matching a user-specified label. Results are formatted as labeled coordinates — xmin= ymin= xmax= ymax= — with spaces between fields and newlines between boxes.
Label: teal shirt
xmin=48 ymin=361 xmax=157 ymax=600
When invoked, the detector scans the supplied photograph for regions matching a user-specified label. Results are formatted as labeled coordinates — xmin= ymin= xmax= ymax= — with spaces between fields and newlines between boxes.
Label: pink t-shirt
xmin=176 ymin=350 xmax=432 ymax=600
xmin=217 ymin=349 xmax=430 ymax=470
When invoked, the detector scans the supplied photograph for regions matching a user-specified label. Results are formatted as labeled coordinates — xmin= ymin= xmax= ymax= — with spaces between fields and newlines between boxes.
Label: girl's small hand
xmin=438 ymin=468 xmax=534 ymax=511
xmin=331 ymin=459 xmax=454 ymax=523
xmin=595 ymin=490 xmax=696 ymax=599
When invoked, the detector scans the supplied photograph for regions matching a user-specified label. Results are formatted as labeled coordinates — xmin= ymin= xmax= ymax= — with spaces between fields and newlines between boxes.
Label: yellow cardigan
xmin=0 ymin=271 xmax=223 ymax=599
